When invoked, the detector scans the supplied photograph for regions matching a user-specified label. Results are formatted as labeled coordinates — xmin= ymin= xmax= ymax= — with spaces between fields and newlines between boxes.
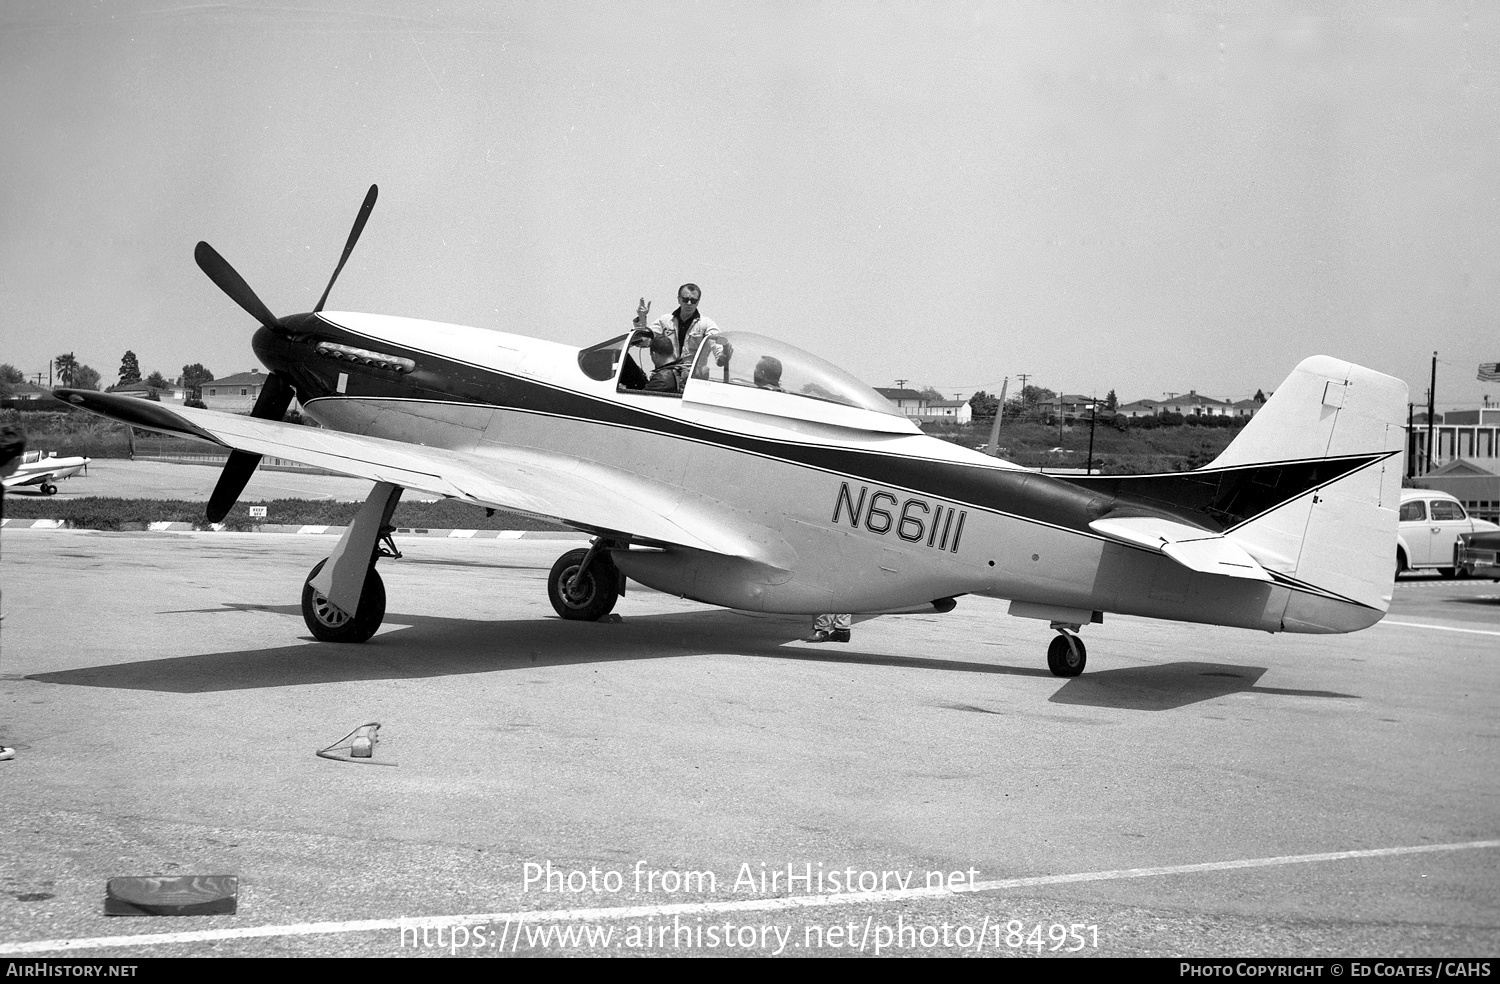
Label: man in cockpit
xmin=635 ymin=283 xmax=729 ymax=393
xmin=753 ymin=355 xmax=784 ymax=392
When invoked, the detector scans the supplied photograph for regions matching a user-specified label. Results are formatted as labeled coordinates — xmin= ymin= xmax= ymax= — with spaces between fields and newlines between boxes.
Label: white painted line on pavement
xmin=1379 ymin=619 xmax=1500 ymax=637
xmin=3 ymin=838 xmax=1496 ymax=955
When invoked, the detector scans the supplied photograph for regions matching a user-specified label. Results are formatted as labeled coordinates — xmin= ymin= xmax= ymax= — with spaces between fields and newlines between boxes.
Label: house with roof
xmin=916 ymin=399 xmax=973 ymax=425
xmin=874 ymin=387 xmax=926 ymax=415
xmin=202 ymin=369 xmax=281 ymax=412
xmin=1 ymin=380 xmax=57 ymax=409
xmin=1156 ymin=390 xmax=1234 ymax=417
xmin=1115 ymin=398 xmax=1161 ymax=419
xmin=107 ymin=379 xmax=187 ymax=404
xmin=873 ymin=387 xmax=972 ymax=426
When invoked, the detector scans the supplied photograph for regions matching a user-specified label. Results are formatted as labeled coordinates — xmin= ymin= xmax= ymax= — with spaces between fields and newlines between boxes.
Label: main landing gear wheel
xmin=547 ymin=547 xmax=620 ymax=621
xmin=302 ymin=558 xmax=386 ymax=643
xmin=1047 ymin=633 xmax=1087 ymax=677
xmin=41 ymin=483 xmax=57 ymax=496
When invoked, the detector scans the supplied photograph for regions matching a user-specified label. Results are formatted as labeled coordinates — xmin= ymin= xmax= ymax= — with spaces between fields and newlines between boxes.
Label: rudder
xmin=1217 ymin=356 xmax=1408 ymax=628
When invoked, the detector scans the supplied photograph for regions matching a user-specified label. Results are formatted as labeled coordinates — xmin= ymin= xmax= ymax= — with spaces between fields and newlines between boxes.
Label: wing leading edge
xmin=56 ymin=390 xmax=792 ymax=569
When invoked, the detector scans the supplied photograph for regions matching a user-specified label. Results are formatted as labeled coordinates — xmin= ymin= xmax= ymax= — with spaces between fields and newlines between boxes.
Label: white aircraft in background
xmin=59 ymin=186 xmax=1408 ymax=676
xmin=2 ymin=450 xmax=91 ymax=496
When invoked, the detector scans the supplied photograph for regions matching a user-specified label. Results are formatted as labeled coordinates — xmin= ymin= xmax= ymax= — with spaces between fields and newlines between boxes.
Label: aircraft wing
xmin=56 ymin=391 xmax=793 ymax=568
xmin=1089 ymin=514 xmax=1271 ymax=581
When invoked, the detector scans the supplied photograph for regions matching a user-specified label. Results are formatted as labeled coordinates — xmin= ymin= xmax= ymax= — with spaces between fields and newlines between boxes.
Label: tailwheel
xmin=547 ymin=545 xmax=621 ymax=621
xmin=302 ymin=557 xmax=386 ymax=643
xmin=1046 ymin=632 xmax=1087 ymax=677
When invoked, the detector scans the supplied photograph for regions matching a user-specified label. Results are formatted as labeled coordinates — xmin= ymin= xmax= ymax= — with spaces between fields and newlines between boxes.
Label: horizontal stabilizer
xmin=1090 ymin=515 xmax=1271 ymax=581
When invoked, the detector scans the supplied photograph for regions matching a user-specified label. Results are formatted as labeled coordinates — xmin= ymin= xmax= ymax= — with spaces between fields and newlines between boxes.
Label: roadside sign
xmin=248 ymin=506 xmax=268 ymax=518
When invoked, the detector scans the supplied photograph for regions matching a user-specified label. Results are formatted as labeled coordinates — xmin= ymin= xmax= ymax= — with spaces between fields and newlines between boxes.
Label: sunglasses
xmin=679 ymin=296 xmax=699 ymax=305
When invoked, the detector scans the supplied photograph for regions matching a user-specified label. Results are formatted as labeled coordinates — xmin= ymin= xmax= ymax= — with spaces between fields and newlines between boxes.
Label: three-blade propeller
xmin=199 ymin=185 xmax=378 ymax=523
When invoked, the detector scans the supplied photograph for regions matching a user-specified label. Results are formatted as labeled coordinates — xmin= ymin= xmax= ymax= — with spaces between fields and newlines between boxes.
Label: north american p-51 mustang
xmin=60 ymin=186 xmax=1409 ymax=676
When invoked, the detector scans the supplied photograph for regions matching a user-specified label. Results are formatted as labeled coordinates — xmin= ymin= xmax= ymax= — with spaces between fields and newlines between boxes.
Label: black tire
xmin=1395 ymin=549 xmax=1407 ymax=578
xmin=302 ymin=558 xmax=385 ymax=643
xmin=1438 ymin=567 xmax=1457 ymax=580
xmin=547 ymin=548 xmax=620 ymax=621
xmin=41 ymin=483 xmax=57 ymax=496
xmin=1046 ymin=634 xmax=1087 ymax=677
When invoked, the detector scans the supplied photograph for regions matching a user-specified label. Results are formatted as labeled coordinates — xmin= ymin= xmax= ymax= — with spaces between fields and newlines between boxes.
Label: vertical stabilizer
xmin=1217 ymin=357 xmax=1407 ymax=628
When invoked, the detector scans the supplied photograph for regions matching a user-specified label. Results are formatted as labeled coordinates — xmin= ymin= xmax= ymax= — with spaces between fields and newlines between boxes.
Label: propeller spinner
xmin=199 ymin=185 xmax=378 ymax=523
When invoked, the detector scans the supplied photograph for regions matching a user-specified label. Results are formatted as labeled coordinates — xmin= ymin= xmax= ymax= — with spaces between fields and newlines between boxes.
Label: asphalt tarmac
xmin=0 ymin=525 xmax=1497 ymax=958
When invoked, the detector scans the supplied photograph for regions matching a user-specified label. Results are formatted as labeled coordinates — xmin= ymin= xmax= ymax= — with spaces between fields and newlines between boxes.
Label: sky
xmin=2 ymin=0 xmax=1497 ymax=410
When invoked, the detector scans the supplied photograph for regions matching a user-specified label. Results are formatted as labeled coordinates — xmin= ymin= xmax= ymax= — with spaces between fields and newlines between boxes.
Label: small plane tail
xmin=1213 ymin=356 xmax=1408 ymax=630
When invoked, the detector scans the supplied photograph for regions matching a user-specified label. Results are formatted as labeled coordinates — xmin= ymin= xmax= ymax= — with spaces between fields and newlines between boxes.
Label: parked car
xmin=1397 ymin=489 xmax=1500 ymax=577
xmin=1456 ymin=529 xmax=1500 ymax=580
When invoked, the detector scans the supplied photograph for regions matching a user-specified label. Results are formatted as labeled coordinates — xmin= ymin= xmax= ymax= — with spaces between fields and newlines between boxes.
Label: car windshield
xmin=686 ymin=331 xmax=901 ymax=416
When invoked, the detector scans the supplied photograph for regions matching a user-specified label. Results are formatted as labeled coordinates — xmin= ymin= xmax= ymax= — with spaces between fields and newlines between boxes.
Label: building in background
xmin=202 ymin=369 xmax=275 ymax=413
xmin=1410 ymin=407 xmax=1500 ymax=522
xmin=874 ymin=388 xmax=972 ymax=426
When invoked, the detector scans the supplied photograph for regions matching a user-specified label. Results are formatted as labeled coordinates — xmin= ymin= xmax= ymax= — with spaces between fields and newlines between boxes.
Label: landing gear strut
xmin=547 ymin=540 xmax=623 ymax=620
xmin=300 ymin=482 xmax=403 ymax=643
xmin=1046 ymin=623 xmax=1087 ymax=677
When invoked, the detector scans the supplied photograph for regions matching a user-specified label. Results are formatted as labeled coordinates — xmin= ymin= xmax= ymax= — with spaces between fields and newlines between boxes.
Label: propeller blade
xmin=248 ymin=370 xmax=295 ymax=420
xmin=314 ymin=184 xmax=379 ymax=313
xmin=206 ymin=450 xmax=264 ymax=523
xmin=195 ymin=241 xmax=279 ymax=329
xmin=203 ymin=372 xmax=296 ymax=523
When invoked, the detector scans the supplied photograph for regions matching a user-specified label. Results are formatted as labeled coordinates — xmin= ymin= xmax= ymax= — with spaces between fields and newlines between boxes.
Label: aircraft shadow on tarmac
xmin=28 ymin=605 xmax=1357 ymax=711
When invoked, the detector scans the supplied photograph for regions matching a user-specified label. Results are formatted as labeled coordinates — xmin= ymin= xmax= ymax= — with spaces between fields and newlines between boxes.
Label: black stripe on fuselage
xmin=1055 ymin=454 xmax=1392 ymax=533
xmin=295 ymin=320 xmax=1391 ymax=542
xmin=1265 ymin=568 xmax=1380 ymax=610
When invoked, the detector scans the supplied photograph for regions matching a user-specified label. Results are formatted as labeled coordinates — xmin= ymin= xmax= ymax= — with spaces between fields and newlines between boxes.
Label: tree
xmin=1104 ymin=389 xmax=1118 ymax=412
xmin=917 ymin=386 xmax=945 ymax=402
xmin=181 ymin=363 xmax=215 ymax=402
xmin=54 ymin=352 xmax=79 ymax=387
xmin=72 ymin=365 xmax=102 ymax=391
xmin=145 ymin=370 xmax=170 ymax=390
xmin=1020 ymin=384 xmax=1056 ymax=406
xmin=1253 ymin=389 xmax=1267 ymax=404
xmin=0 ymin=363 xmax=22 ymax=402
xmin=118 ymin=350 xmax=141 ymax=386
xmin=969 ymin=390 xmax=1001 ymax=419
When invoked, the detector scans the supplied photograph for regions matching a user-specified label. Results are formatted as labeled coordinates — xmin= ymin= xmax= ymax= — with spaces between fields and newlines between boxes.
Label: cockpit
xmin=577 ymin=329 xmax=910 ymax=427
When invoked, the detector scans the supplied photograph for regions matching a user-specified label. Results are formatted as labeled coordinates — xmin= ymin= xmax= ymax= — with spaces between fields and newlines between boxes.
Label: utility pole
xmin=1426 ymin=351 xmax=1436 ymax=474
xmin=894 ymin=378 xmax=909 ymax=389
xmin=1406 ymin=402 xmax=1415 ymax=479
xmin=1015 ymin=373 xmax=1030 ymax=416
xmin=1086 ymin=394 xmax=1098 ymax=475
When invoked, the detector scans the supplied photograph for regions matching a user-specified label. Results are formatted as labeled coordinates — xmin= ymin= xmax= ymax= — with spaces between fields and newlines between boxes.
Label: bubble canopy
xmin=686 ymin=332 xmax=903 ymax=418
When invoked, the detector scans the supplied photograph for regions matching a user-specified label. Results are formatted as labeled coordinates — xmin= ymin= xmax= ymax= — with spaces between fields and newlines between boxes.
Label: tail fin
xmin=1216 ymin=356 xmax=1408 ymax=629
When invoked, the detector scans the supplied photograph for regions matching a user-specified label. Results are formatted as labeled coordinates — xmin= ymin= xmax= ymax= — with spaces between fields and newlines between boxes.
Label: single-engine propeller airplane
xmin=59 ymin=186 xmax=1409 ymax=676
xmin=2 ymin=450 xmax=92 ymax=496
